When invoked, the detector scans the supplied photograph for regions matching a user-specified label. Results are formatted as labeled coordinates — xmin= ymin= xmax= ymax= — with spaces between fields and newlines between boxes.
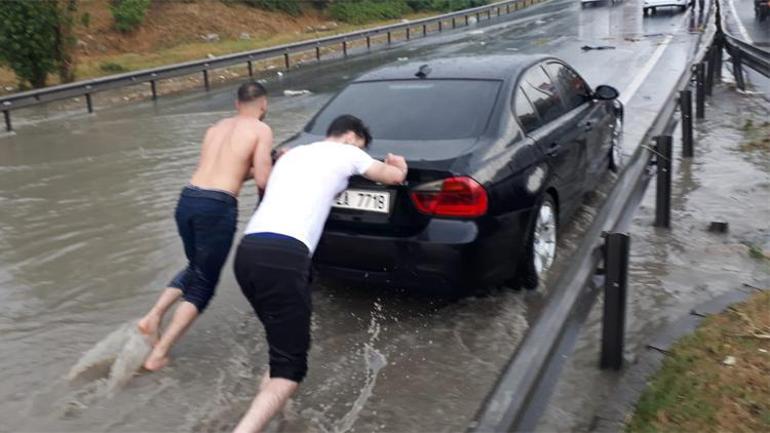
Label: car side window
xmin=520 ymin=65 xmax=566 ymax=124
xmin=545 ymin=62 xmax=591 ymax=111
xmin=514 ymin=86 xmax=540 ymax=133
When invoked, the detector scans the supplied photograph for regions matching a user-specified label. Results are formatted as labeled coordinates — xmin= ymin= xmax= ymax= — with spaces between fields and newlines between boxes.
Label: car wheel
xmin=516 ymin=194 xmax=558 ymax=290
xmin=609 ymin=115 xmax=624 ymax=172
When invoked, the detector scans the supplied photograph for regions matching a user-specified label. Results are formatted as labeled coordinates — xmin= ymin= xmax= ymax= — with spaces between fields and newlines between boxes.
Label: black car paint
xmin=278 ymin=55 xmax=620 ymax=291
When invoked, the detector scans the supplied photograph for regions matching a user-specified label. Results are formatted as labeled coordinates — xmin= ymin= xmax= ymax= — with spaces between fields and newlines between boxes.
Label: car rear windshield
xmin=306 ymin=79 xmax=501 ymax=141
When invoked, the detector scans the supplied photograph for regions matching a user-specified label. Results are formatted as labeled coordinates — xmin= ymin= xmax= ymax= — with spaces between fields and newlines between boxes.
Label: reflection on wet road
xmin=0 ymin=0 xmax=712 ymax=431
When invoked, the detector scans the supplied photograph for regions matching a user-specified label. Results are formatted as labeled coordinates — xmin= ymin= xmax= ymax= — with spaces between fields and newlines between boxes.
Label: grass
xmin=627 ymin=290 xmax=770 ymax=433
xmin=0 ymin=12 xmax=436 ymax=89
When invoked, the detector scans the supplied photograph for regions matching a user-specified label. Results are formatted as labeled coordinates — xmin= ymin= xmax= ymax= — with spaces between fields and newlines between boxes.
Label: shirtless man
xmin=138 ymin=81 xmax=273 ymax=371
xmin=232 ymin=115 xmax=408 ymax=432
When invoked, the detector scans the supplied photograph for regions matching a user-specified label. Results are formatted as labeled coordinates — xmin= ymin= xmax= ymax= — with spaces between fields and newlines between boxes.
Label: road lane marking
xmin=726 ymin=0 xmax=754 ymax=42
xmin=619 ymin=13 xmax=690 ymax=105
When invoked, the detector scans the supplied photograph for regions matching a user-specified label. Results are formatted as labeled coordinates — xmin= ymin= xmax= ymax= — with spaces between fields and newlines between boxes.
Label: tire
xmin=515 ymin=194 xmax=558 ymax=290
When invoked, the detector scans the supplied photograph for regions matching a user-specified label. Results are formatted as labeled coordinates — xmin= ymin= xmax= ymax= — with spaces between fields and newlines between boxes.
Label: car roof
xmin=353 ymin=54 xmax=555 ymax=82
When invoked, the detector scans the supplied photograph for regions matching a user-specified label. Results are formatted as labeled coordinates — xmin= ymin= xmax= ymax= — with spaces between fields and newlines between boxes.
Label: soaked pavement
xmin=538 ymin=79 xmax=770 ymax=432
xmin=0 ymin=0 xmax=718 ymax=431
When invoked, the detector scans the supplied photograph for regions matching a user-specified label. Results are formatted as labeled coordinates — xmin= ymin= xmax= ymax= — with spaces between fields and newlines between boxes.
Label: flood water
xmin=0 ymin=0 xmax=714 ymax=431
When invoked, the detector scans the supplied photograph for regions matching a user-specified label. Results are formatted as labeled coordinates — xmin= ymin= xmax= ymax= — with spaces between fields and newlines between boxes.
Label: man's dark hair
xmin=326 ymin=114 xmax=372 ymax=148
xmin=237 ymin=81 xmax=267 ymax=103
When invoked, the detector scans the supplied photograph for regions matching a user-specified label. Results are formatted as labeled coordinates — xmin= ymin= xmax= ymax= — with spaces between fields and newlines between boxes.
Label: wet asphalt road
xmin=723 ymin=0 xmax=770 ymax=44
xmin=0 ymin=0 xmax=714 ymax=431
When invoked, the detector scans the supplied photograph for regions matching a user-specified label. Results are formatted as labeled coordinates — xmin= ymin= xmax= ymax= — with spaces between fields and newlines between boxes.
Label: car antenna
xmin=415 ymin=64 xmax=431 ymax=79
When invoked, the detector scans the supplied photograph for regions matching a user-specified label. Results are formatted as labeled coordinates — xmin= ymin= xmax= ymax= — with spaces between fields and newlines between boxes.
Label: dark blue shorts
xmin=168 ymin=186 xmax=238 ymax=313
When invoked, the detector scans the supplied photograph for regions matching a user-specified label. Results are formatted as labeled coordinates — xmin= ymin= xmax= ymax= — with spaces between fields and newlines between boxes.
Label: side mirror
xmin=593 ymin=85 xmax=620 ymax=101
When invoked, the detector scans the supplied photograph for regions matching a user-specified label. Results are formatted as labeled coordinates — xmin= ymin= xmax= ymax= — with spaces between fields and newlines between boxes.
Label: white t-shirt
xmin=244 ymin=141 xmax=376 ymax=253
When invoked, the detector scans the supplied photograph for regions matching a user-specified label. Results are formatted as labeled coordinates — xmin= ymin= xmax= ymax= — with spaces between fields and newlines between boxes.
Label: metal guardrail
xmin=718 ymin=0 xmax=770 ymax=88
xmin=469 ymin=1 xmax=721 ymax=431
xmin=0 ymin=0 xmax=546 ymax=133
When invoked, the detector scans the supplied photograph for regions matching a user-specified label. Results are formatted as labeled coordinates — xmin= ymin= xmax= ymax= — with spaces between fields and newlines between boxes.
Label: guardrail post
xmin=732 ymin=49 xmax=746 ymax=91
xmin=247 ymin=60 xmax=254 ymax=76
xmin=387 ymin=31 xmax=392 ymax=44
xmin=507 ymin=4 xmax=511 ymax=13
xmin=439 ymin=21 xmax=443 ymax=32
xmin=203 ymin=69 xmax=210 ymax=91
xmin=695 ymin=63 xmax=706 ymax=119
xmin=316 ymin=45 xmax=322 ymax=60
xmin=150 ymin=80 xmax=158 ymax=100
xmin=3 ymin=110 xmax=11 ymax=132
xmin=423 ymin=24 xmax=427 ymax=36
xmin=86 ymin=93 xmax=93 ymax=113
xmin=654 ymin=135 xmax=672 ymax=228
xmin=284 ymin=52 xmax=290 ymax=69
xmin=488 ymin=10 xmax=492 ymax=18
xmin=342 ymin=40 xmax=348 ymax=57
xmin=705 ymin=48 xmax=716 ymax=97
xmin=465 ymin=15 xmax=470 ymax=25
xmin=680 ymin=90 xmax=694 ymax=158
xmin=366 ymin=36 xmax=371 ymax=50
xmin=600 ymin=232 xmax=630 ymax=370
xmin=476 ymin=12 xmax=481 ymax=21
xmin=452 ymin=17 xmax=457 ymax=28
xmin=714 ymin=39 xmax=723 ymax=81
xmin=406 ymin=27 xmax=411 ymax=40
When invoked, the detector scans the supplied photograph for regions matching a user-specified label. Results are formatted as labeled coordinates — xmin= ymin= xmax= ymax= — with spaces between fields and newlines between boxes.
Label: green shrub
xmin=100 ymin=62 xmax=128 ymax=73
xmin=407 ymin=0 xmax=489 ymax=11
xmin=329 ymin=0 xmax=412 ymax=24
xmin=226 ymin=0 xmax=302 ymax=16
xmin=0 ymin=0 xmax=61 ymax=88
xmin=110 ymin=0 xmax=151 ymax=33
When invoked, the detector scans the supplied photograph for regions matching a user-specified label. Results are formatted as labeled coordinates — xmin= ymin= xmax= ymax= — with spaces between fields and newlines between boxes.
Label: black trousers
xmin=233 ymin=234 xmax=312 ymax=383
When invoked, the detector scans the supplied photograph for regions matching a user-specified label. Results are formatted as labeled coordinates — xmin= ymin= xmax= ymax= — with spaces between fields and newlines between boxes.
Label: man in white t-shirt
xmin=232 ymin=115 xmax=407 ymax=433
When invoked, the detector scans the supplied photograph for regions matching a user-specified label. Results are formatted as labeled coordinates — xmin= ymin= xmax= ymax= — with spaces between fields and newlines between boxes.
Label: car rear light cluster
xmin=410 ymin=176 xmax=488 ymax=217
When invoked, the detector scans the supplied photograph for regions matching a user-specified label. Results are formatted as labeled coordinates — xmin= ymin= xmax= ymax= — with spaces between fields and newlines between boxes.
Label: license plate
xmin=333 ymin=189 xmax=391 ymax=214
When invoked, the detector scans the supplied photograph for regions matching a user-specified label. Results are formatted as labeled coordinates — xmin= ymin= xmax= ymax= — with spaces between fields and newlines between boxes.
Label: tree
xmin=0 ymin=1 xmax=61 ymax=88
xmin=0 ymin=0 xmax=78 ymax=89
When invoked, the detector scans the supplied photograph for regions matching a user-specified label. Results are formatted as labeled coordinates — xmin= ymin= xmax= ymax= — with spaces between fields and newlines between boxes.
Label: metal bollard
xmin=203 ymin=69 xmax=210 ymax=91
xmin=452 ymin=17 xmax=456 ymax=28
xmin=284 ymin=52 xmax=290 ymax=69
xmin=406 ymin=27 xmax=411 ymax=40
xmin=680 ymin=90 xmax=694 ymax=158
xmin=695 ymin=63 xmax=705 ymax=119
xmin=423 ymin=24 xmax=427 ymax=36
xmin=86 ymin=93 xmax=93 ymax=113
xmin=316 ymin=45 xmax=322 ymax=60
xmin=366 ymin=36 xmax=371 ymax=50
xmin=714 ymin=40 xmax=723 ymax=81
xmin=705 ymin=48 xmax=716 ymax=96
xmin=465 ymin=15 xmax=469 ymax=25
xmin=3 ymin=110 xmax=11 ymax=132
xmin=150 ymin=80 xmax=158 ymax=100
xmin=388 ymin=31 xmax=392 ymax=43
xmin=654 ymin=135 xmax=673 ymax=228
xmin=600 ymin=232 xmax=630 ymax=370
xmin=247 ymin=60 xmax=254 ymax=76
xmin=732 ymin=49 xmax=746 ymax=91
xmin=342 ymin=40 xmax=347 ymax=57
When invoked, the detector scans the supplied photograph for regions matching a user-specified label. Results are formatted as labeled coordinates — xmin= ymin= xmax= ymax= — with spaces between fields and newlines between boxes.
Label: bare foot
xmin=143 ymin=348 xmax=170 ymax=371
xmin=137 ymin=315 xmax=160 ymax=345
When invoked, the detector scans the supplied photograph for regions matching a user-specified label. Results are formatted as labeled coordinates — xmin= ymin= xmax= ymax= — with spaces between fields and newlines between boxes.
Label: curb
xmin=591 ymin=281 xmax=770 ymax=433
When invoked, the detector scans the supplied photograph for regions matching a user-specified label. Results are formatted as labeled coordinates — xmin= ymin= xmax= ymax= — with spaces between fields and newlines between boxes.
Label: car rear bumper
xmin=313 ymin=208 xmax=535 ymax=292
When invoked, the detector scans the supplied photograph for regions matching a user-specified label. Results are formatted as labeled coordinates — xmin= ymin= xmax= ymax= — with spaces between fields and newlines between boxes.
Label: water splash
xmin=67 ymin=321 xmax=152 ymax=395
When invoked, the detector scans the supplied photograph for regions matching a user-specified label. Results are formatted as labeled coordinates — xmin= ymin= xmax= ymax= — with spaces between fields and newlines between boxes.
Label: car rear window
xmin=306 ymin=80 xmax=501 ymax=141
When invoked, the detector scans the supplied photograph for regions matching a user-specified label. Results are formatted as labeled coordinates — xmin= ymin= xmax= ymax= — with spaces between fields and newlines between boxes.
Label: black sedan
xmin=281 ymin=54 xmax=623 ymax=294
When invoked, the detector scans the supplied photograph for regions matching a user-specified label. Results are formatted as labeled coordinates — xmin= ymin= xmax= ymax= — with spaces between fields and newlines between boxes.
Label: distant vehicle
xmin=581 ymin=0 xmax=618 ymax=7
xmin=279 ymin=55 xmax=623 ymax=294
xmin=643 ymin=0 xmax=688 ymax=15
xmin=757 ymin=0 xmax=769 ymax=21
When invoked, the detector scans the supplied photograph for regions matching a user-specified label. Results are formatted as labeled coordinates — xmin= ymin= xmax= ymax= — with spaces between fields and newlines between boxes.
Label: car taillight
xmin=410 ymin=176 xmax=488 ymax=217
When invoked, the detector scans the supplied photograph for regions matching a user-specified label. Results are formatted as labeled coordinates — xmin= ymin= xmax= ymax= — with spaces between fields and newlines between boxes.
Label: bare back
xmin=190 ymin=116 xmax=273 ymax=196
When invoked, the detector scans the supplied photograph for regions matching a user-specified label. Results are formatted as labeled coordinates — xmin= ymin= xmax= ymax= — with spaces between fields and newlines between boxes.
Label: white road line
xmin=619 ymin=13 xmax=690 ymax=105
xmin=726 ymin=0 xmax=754 ymax=42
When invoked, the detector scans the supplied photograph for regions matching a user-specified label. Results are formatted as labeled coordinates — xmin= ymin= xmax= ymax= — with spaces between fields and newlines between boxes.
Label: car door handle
xmin=546 ymin=143 xmax=561 ymax=157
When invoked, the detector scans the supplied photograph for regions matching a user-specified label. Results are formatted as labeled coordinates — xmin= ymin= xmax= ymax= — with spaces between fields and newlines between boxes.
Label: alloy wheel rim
xmin=533 ymin=202 xmax=557 ymax=277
